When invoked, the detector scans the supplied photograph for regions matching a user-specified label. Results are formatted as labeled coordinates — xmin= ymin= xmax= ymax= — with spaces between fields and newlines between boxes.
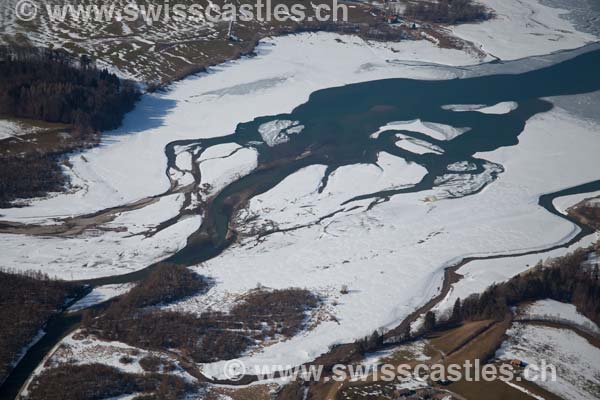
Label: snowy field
xmin=497 ymin=323 xmax=600 ymax=400
xmin=516 ymin=299 xmax=600 ymax=335
xmin=0 ymin=194 xmax=201 ymax=279
xmin=0 ymin=0 xmax=599 ymax=382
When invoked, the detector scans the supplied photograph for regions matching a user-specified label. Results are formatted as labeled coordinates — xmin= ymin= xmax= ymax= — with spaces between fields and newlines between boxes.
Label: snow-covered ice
xmin=198 ymin=145 xmax=258 ymax=196
xmin=0 ymin=33 xmax=480 ymax=223
xmin=257 ymin=120 xmax=304 ymax=146
xmin=442 ymin=101 xmax=518 ymax=114
xmin=432 ymin=232 xmax=598 ymax=317
xmin=451 ymin=0 xmax=597 ymax=60
xmin=394 ymin=134 xmax=444 ymax=155
xmin=68 ymin=284 xmax=135 ymax=312
xmin=372 ymin=119 xmax=470 ymax=141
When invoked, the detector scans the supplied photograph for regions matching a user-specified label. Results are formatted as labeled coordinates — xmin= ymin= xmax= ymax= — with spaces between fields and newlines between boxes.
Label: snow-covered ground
xmin=0 ymin=33 xmax=481 ymax=224
xmin=0 ymin=194 xmax=201 ymax=279
xmin=516 ymin=299 xmax=600 ymax=335
xmin=0 ymin=32 xmax=486 ymax=280
xmin=497 ymin=323 xmax=600 ymax=400
xmin=394 ymin=134 xmax=444 ymax=155
xmin=0 ymin=0 xmax=598 ymax=380
xmin=198 ymin=144 xmax=259 ymax=196
xmin=0 ymin=120 xmax=33 ymax=141
xmin=41 ymin=332 xmax=197 ymax=382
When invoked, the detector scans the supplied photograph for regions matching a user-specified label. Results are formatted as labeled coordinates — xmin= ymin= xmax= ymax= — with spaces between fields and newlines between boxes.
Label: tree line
xmin=404 ymin=0 xmax=489 ymax=24
xmin=426 ymin=244 xmax=600 ymax=332
xmin=0 ymin=268 xmax=83 ymax=385
xmin=0 ymin=46 xmax=140 ymax=132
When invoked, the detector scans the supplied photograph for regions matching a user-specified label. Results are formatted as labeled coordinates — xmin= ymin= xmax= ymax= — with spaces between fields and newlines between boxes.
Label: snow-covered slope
xmin=517 ymin=299 xmax=600 ymax=335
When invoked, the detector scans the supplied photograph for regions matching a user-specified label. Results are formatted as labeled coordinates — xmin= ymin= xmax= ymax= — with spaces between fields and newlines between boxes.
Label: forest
xmin=0 ymin=155 xmax=65 ymax=208
xmin=0 ymin=46 xmax=139 ymax=131
xmin=83 ymin=264 xmax=319 ymax=363
xmin=0 ymin=46 xmax=140 ymax=207
xmin=0 ymin=269 xmax=83 ymax=385
xmin=404 ymin=0 xmax=489 ymax=24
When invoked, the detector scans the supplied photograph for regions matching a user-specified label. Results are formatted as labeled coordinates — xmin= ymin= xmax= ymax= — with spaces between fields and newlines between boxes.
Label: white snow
xmin=516 ymin=299 xmax=600 ymax=335
xmin=447 ymin=161 xmax=477 ymax=172
xmin=68 ymin=284 xmax=135 ymax=312
xmin=0 ymin=193 xmax=201 ymax=279
xmin=235 ymin=152 xmax=427 ymax=233
xmin=0 ymin=119 xmax=31 ymax=141
xmin=198 ymin=146 xmax=258 ymax=196
xmin=0 ymin=0 xmax=596 ymax=278
xmin=450 ymin=0 xmax=597 ymax=60
xmin=0 ymin=0 xmax=597 ymax=375
xmin=497 ymin=323 xmax=600 ymax=400
xmin=0 ymin=32 xmax=488 ymax=280
xmin=475 ymin=101 xmax=519 ymax=115
xmin=432 ymin=161 xmax=502 ymax=199
xmin=198 ymin=143 xmax=242 ymax=161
